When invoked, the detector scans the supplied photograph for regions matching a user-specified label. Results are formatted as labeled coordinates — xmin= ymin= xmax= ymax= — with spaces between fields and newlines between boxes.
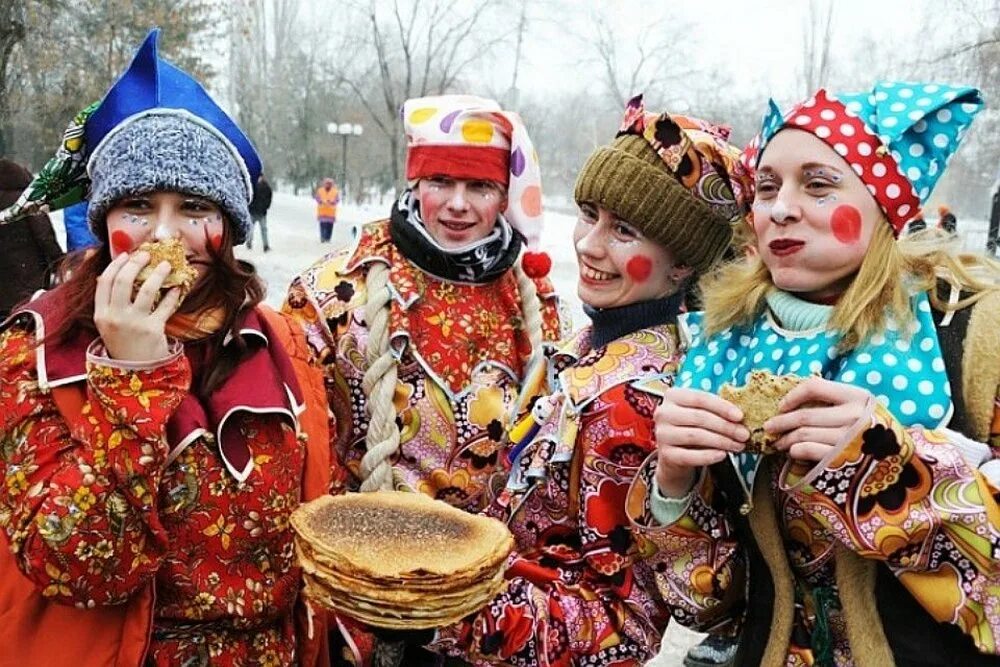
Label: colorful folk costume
xmin=284 ymin=95 xmax=564 ymax=664
xmin=628 ymin=82 xmax=1000 ymax=666
xmin=0 ymin=31 xmax=336 ymax=666
xmin=424 ymin=97 xmax=752 ymax=665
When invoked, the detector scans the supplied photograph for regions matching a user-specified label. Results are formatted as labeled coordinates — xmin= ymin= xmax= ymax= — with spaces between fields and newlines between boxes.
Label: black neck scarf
xmin=389 ymin=190 xmax=522 ymax=284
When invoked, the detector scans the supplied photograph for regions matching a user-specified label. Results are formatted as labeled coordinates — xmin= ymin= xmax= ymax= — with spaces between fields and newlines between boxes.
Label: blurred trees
xmin=0 ymin=0 xmax=997 ymax=216
xmin=2 ymin=0 xmax=216 ymax=166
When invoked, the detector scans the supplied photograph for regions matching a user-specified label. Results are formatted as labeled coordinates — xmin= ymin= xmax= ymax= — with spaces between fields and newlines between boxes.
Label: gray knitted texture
xmin=88 ymin=114 xmax=252 ymax=245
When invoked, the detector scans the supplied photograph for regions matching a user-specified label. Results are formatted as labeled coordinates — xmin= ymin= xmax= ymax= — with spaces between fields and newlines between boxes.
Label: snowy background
xmin=47 ymin=194 xmax=994 ymax=666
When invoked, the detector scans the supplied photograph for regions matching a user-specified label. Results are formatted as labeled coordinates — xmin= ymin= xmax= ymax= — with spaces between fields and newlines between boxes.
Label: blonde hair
xmin=357 ymin=254 xmax=547 ymax=491
xmin=702 ymin=222 xmax=1000 ymax=350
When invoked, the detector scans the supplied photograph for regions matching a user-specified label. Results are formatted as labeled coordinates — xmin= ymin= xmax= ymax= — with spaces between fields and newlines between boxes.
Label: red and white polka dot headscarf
xmin=403 ymin=95 xmax=544 ymax=251
xmin=742 ymin=82 xmax=983 ymax=237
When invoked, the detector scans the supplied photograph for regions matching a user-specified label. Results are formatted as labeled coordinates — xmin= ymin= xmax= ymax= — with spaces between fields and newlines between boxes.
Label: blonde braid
xmin=359 ymin=262 xmax=401 ymax=491
xmin=514 ymin=259 xmax=546 ymax=378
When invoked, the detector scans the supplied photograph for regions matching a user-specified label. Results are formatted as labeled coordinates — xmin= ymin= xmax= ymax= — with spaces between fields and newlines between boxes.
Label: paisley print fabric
xmin=429 ymin=323 xmax=680 ymax=666
xmin=628 ymin=401 xmax=1000 ymax=666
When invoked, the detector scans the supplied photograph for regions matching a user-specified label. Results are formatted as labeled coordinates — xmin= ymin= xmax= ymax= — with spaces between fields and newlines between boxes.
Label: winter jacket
xmin=285 ymin=220 xmax=565 ymax=664
xmin=314 ymin=185 xmax=339 ymax=221
xmin=627 ymin=285 xmax=1000 ymax=667
xmin=0 ymin=291 xmax=338 ymax=666
xmin=251 ymin=179 xmax=274 ymax=217
xmin=0 ymin=159 xmax=64 ymax=317
xmin=430 ymin=323 xmax=680 ymax=666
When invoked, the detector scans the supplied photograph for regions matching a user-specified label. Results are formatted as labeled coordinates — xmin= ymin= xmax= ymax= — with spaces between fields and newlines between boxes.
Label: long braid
xmin=359 ymin=262 xmax=401 ymax=491
xmin=514 ymin=258 xmax=546 ymax=378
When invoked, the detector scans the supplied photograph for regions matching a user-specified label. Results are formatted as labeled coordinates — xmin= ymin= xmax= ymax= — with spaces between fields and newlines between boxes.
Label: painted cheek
xmin=830 ymin=205 xmax=863 ymax=243
xmin=110 ymin=230 xmax=134 ymax=254
xmin=208 ymin=233 xmax=224 ymax=252
xmin=626 ymin=255 xmax=653 ymax=282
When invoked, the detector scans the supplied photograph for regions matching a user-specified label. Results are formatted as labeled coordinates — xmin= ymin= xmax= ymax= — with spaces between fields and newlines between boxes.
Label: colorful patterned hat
xmin=402 ymin=95 xmax=544 ymax=254
xmin=743 ymin=81 xmax=983 ymax=236
xmin=0 ymin=29 xmax=261 ymax=244
xmin=574 ymin=95 xmax=752 ymax=273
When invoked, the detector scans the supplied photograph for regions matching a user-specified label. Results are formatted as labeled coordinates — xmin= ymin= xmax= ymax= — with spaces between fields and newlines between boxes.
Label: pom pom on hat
xmin=521 ymin=250 xmax=552 ymax=278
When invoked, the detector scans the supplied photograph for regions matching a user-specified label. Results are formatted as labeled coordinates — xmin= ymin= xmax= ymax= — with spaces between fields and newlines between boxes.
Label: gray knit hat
xmin=88 ymin=112 xmax=252 ymax=245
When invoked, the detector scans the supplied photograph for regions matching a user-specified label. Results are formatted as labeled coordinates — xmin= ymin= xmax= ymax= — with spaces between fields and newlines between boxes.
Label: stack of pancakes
xmin=291 ymin=491 xmax=514 ymax=629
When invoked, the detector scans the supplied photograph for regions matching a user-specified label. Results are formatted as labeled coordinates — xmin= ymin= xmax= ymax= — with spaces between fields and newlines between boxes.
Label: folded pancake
xmin=719 ymin=370 xmax=805 ymax=455
xmin=134 ymin=239 xmax=198 ymax=302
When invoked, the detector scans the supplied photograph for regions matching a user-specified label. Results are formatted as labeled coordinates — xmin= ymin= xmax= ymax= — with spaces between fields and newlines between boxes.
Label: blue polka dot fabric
xmin=679 ymin=290 xmax=952 ymax=427
xmin=678 ymin=291 xmax=952 ymax=492
xmin=835 ymin=82 xmax=982 ymax=203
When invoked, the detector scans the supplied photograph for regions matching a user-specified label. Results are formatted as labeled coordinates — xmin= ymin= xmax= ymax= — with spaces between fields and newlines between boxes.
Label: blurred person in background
xmin=937 ymin=204 xmax=957 ymax=233
xmin=0 ymin=157 xmax=64 ymax=318
xmin=248 ymin=172 xmax=273 ymax=251
xmin=314 ymin=176 xmax=339 ymax=243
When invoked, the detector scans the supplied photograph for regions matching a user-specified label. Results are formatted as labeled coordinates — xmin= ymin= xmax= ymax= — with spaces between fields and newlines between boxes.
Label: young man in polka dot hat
xmin=283 ymin=94 xmax=566 ymax=661
xmin=628 ymin=81 xmax=1000 ymax=666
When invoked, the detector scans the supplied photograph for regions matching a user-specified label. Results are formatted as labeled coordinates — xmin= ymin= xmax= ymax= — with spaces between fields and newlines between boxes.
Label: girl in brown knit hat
xmin=418 ymin=94 xmax=752 ymax=666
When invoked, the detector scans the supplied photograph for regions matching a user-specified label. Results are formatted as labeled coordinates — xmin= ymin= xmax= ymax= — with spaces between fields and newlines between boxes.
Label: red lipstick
xmin=768 ymin=239 xmax=805 ymax=256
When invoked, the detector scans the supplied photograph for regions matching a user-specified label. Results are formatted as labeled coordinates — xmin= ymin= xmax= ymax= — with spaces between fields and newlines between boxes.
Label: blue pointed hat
xmin=0 ymin=29 xmax=260 ymax=245
xmin=86 ymin=29 xmax=261 ymax=188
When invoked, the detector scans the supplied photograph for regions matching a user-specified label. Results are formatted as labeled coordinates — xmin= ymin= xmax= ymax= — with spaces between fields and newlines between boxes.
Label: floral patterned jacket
xmin=428 ymin=323 xmax=680 ymax=666
xmin=0 ymin=293 xmax=325 ymax=666
xmin=283 ymin=220 xmax=564 ymax=512
xmin=627 ymin=393 xmax=1000 ymax=665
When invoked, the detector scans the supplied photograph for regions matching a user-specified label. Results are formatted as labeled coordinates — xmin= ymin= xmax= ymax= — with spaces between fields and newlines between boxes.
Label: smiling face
xmin=574 ymin=202 xmax=690 ymax=309
xmin=104 ymin=190 xmax=227 ymax=278
xmin=414 ymin=177 xmax=507 ymax=249
xmin=752 ymin=129 xmax=884 ymax=301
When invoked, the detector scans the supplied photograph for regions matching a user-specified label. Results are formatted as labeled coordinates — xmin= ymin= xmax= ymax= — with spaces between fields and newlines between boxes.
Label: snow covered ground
xmin=46 ymin=194 xmax=995 ymax=667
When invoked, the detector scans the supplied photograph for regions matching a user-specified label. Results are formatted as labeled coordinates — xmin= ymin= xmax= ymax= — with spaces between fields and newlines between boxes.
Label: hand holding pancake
xmin=94 ymin=243 xmax=188 ymax=362
xmin=764 ymin=376 xmax=874 ymax=462
xmin=653 ymin=387 xmax=749 ymax=497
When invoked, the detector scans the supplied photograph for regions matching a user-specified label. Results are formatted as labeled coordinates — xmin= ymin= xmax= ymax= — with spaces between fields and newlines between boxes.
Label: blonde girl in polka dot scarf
xmin=639 ymin=81 xmax=1000 ymax=666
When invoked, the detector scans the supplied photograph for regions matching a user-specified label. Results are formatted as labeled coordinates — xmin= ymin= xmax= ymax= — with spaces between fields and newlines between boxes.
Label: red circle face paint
xmin=110 ymin=230 xmax=134 ymax=254
xmin=830 ymin=205 xmax=862 ymax=244
xmin=626 ymin=255 xmax=653 ymax=283
xmin=209 ymin=233 xmax=223 ymax=252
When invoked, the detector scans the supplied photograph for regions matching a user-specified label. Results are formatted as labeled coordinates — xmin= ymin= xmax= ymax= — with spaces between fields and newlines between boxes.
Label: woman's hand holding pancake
xmin=653 ymin=388 xmax=749 ymax=497
xmin=94 ymin=251 xmax=181 ymax=362
xmin=764 ymin=377 xmax=873 ymax=462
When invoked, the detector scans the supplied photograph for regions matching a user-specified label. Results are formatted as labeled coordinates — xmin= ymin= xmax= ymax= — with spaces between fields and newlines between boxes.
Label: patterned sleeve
xmin=626 ymin=460 xmax=746 ymax=632
xmin=429 ymin=385 xmax=675 ymax=664
xmin=0 ymin=326 xmax=189 ymax=606
xmin=283 ymin=275 xmax=351 ymax=495
xmin=781 ymin=404 xmax=1000 ymax=648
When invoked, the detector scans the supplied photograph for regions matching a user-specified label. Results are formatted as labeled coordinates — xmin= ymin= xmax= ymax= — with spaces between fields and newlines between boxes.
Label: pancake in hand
xmin=719 ymin=371 xmax=806 ymax=455
xmin=134 ymin=239 xmax=198 ymax=303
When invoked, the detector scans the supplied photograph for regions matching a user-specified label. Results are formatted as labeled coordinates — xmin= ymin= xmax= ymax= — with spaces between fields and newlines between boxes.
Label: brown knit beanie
xmin=574 ymin=97 xmax=751 ymax=274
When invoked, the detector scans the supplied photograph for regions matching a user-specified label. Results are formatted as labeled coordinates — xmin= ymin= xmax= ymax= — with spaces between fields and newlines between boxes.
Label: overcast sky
xmin=503 ymin=0 xmax=952 ymax=101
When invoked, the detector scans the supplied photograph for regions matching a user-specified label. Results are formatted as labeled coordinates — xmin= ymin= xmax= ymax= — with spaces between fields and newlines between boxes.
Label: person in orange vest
xmin=0 ymin=30 xmax=338 ymax=667
xmin=314 ymin=177 xmax=340 ymax=243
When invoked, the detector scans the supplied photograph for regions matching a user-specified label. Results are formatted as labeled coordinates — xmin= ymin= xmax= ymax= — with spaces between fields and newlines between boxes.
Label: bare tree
xmin=0 ymin=2 xmax=29 ymax=155
xmin=333 ymin=0 xmax=511 ymax=186
xmin=572 ymin=5 xmax=699 ymax=113
xmin=800 ymin=0 xmax=835 ymax=95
